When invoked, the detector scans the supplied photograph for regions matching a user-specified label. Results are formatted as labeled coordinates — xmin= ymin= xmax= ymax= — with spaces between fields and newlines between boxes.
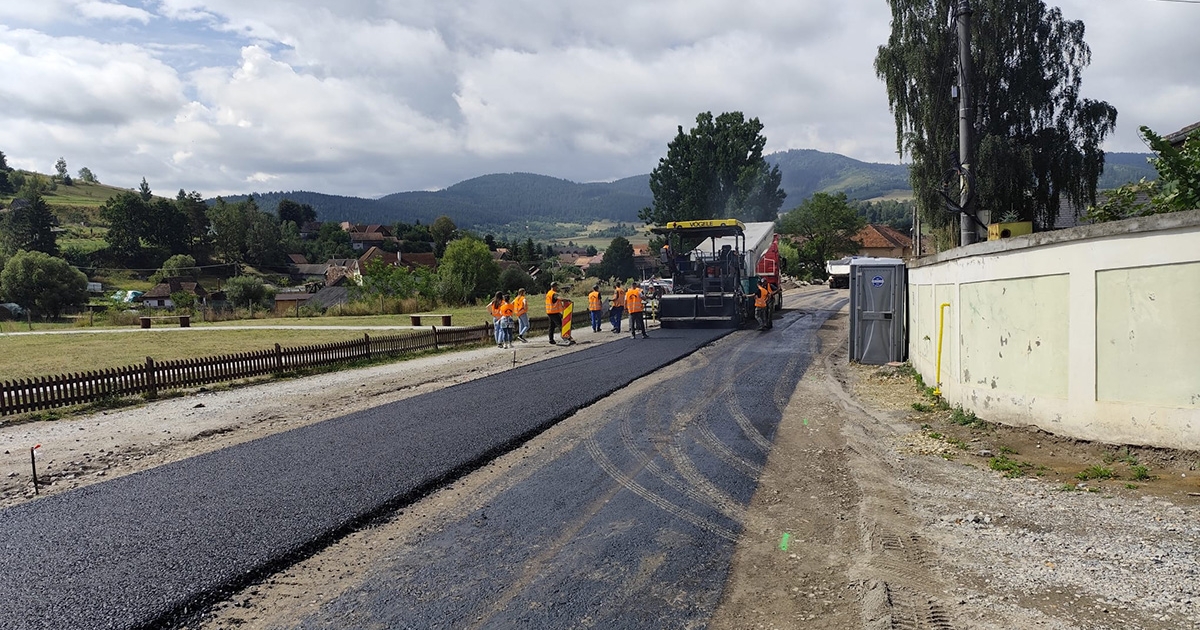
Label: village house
xmin=340 ymin=223 xmax=400 ymax=251
xmin=853 ymin=224 xmax=912 ymax=259
xmin=137 ymin=277 xmax=209 ymax=309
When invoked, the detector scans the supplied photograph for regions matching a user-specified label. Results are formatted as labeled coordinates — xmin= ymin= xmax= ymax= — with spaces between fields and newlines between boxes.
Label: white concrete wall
xmin=907 ymin=210 xmax=1200 ymax=450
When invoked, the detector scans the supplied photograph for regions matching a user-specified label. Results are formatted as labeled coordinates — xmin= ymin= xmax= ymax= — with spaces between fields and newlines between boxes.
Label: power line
xmin=72 ymin=262 xmax=240 ymax=273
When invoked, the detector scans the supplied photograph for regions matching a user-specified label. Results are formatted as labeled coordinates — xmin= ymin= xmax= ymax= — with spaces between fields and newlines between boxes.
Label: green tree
xmin=157 ymin=254 xmax=198 ymax=280
xmin=777 ymin=193 xmax=866 ymax=279
xmin=1087 ymin=126 xmax=1200 ymax=221
xmin=146 ymin=198 xmax=192 ymax=255
xmin=596 ymin=236 xmax=635 ymax=280
xmin=276 ymin=199 xmax=317 ymax=226
xmin=0 ymin=189 xmax=59 ymax=257
xmin=207 ymin=197 xmax=283 ymax=266
xmin=54 ymin=157 xmax=72 ymax=185
xmin=875 ymin=0 xmax=1117 ymax=234
xmin=138 ymin=177 xmax=153 ymax=202
xmin=169 ymin=291 xmax=196 ymax=311
xmin=1142 ymin=126 xmax=1200 ymax=212
xmin=100 ymin=191 xmax=149 ymax=260
xmin=430 ymin=216 xmax=458 ymax=257
xmin=437 ymin=237 xmax=499 ymax=304
xmin=0 ymin=150 xmax=13 ymax=194
xmin=355 ymin=257 xmax=433 ymax=303
xmin=77 ymin=167 xmax=98 ymax=184
xmin=175 ymin=190 xmax=212 ymax=259
xmin=224 ymin=275 xmax=272 ymax=309
xmin=0 ymin=250 xmax=88 ymax=318
xmin=303 ymin=222 xmax=355 ymax=263
xmin=640 ymin=111 xmax=786 ymax=225
xmin=498 ymin=266 xmax=538 ymax=294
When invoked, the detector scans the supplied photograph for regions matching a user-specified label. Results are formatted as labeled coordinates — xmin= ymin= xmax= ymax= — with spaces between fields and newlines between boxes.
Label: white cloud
xmin=0 ymin=27 xmax=184 ymax=125
xmin=0 ymin=0 xmax=1195 ymax=199
xmin=76 ymin=1 xmax=153 ymax=24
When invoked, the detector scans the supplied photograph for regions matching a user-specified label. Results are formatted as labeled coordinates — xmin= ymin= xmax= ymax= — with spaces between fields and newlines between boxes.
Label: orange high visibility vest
xmin=612 ymin=288 xmax=625 ymax=308
xmin=755 ymin=285 xmax=770 ymax=308
xmin=488 ymin=301 xmax=504 ymax=318
xmin=500 ymin=302 xmax=514 ymax=317
xmin=588 ymin=291 xmax=602 ymax=311
xmin=546 ymin=289 xmax=563 ymax=314
xmin=626 ymin=287 xmax=644 ymax=313
xmin=512 ymin=295 xmax=527 ymax=317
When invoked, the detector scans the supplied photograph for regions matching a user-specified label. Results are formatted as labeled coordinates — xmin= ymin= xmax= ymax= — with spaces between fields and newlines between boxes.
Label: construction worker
xmin=512 ymin=288 xmax=529 ymax=342
xmin=609 ymin=281 xmax=625 ymax=333
xmin=755 ymin=280 xmax=774 ymax=331
xmin=545 ymin=281 xmax=564 ymax=345
xmin=626 ymin=282 xmax=648 ymax=339
xmin=588 ymin=284 xmax=603 ymax=332
xmin=487 ymin=292 xmax=506 ymax=347
xmin=498 ymin=298 xmax=515 ymax=348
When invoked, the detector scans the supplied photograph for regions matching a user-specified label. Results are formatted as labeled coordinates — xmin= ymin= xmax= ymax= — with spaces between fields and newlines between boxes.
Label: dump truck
xmin=826 ymin=256 xmax=854 ymax=289
xmin=648 ymin=219 xmax=784 ymax=327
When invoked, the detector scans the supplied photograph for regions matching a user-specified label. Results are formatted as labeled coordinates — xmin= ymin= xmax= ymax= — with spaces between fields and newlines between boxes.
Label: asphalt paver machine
xmin=649 ymin=219 xmax=753 ymax=327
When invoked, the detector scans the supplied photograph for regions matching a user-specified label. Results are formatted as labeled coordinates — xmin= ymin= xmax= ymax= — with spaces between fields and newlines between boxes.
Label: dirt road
xmin=3 ymin=286 xmax=1198 ymax=629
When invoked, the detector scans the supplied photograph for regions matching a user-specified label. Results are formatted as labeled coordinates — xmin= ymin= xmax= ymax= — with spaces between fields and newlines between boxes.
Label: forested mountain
xmin=223 ymin=150 xmax=1155 ymax=229
xmin=374 ymin=173 xmax=652 ymax=225
xmin=1098 ymin=152 xmax=1157 ymax=190
xmin=767 ymin=149 xmax=912 ymax=203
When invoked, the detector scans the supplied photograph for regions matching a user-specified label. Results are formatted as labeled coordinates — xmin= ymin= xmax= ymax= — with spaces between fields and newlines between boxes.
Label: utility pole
xmin=956 ymin=0 xmax=977 ymax=246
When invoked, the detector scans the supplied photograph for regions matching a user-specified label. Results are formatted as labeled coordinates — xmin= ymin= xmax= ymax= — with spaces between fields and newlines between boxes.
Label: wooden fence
xmin=0 ymin=312 xmax=589 ymax=417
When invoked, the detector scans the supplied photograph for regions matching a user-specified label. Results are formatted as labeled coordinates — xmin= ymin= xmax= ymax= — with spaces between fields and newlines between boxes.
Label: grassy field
xmin=0 ymin=328 xmax=449 ymax=381
xmin=0 ymin=293 xmax=581 ymax=379
xmin=0 ymin=177 xmax=129 ymax=209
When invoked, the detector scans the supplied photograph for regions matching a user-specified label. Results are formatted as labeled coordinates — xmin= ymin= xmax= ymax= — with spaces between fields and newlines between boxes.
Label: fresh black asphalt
xmin=291 ymin=296 xmax=846 ymax=628
xmin=0 ymin=327 xmax=731 ymax=630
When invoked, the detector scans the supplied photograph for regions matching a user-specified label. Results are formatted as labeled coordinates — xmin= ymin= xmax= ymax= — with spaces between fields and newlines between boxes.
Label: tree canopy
xmin=1087 ymin=126 xmax=1200 ymax=222
xmin=0 ymin=189 xmax=59 ymax=257
xmin=875 ymin=0 xmax=1117 ymax=234
xmin=430 ymin=216 xmax=458 ymax=257
xmin=594 ymin=236 xmax=635 ymax=280
xmin=436 ymin=237 xmax=499 ymax=304
xmin=277 ymin=198 xmax=317 ymax=226
xmin=207 ymin=197 xmax=285 ymax=267
xmin=0 ymin=151 xmax=13 ymax=194
xmin=640 ymin=111 xmax=786 ymax=226
xmin=0 ymin=250 xmax=88 ymax=318
xmin=777 ymin=193 xmax=866 ymax=279
xmin=223 ymin=275 xmax=274 ymax=309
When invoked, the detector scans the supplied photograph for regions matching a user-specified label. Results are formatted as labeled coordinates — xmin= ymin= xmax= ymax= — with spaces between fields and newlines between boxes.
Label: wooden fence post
xmin=364 ymin=333 xmax=371 ymax=361
xmin=432 ymin=326 xmax=439 ymax=351
xmin=274 ymin=343 xmax=283 ymax=373
xmin=145 ymin=356 xmax=157 ymax=399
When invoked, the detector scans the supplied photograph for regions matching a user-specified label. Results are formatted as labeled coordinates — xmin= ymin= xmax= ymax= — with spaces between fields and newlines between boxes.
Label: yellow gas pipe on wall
xmin=934 ymin=302 xmax=950 ymax=396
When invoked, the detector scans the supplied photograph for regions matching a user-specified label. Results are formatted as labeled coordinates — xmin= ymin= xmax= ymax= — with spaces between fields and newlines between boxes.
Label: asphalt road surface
xmin=0 ymin=290 xmax=846 ymax=629
xmin=282 ymin=291 xmax=848 ymax=629
xmin=0 ymin=321 xmax=735 ymax=629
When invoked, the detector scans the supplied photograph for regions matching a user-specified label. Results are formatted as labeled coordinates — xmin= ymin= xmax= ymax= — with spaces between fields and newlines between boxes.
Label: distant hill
xmin=766 ymin=149 xmax=912 ymax=205
xmin=375 ymin=173 xmax=652 ymax=226
xmin=214 ymin=150 xmax=1157 ymax=229
xmin=1098 ymin=152 xmax=1157 ymax=190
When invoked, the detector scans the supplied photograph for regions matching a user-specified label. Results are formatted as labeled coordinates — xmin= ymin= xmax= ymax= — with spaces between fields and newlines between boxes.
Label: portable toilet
xmin=849 ymin=258 xmax=907 ymax=364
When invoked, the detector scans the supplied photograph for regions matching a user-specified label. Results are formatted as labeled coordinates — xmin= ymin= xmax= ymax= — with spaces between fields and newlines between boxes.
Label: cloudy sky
xmin=1 ymin=0 xmax=1197 ymax=199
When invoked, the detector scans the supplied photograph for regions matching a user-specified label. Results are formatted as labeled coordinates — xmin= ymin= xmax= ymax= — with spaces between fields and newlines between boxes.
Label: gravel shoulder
xmin=713 ymin=303 xmax=1200 ymax=630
